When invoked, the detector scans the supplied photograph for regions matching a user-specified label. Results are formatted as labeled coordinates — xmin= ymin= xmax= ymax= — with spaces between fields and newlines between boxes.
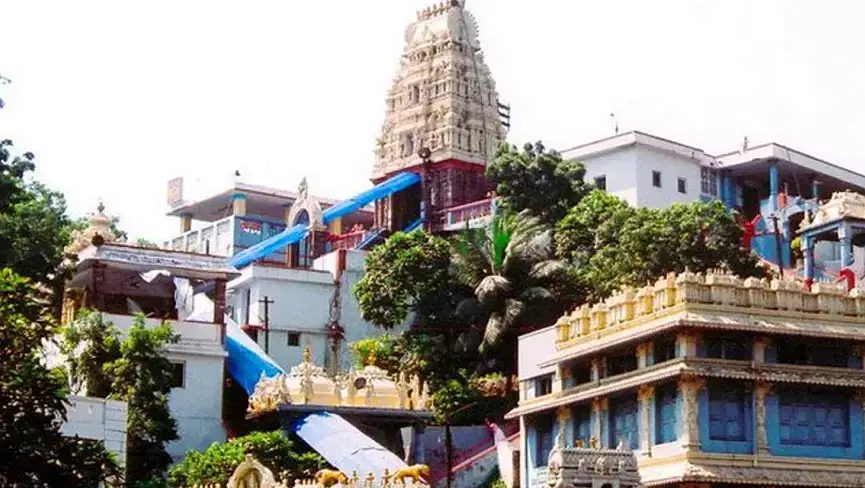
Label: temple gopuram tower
xmin=373 ymin=0 xmax=507 ymax=231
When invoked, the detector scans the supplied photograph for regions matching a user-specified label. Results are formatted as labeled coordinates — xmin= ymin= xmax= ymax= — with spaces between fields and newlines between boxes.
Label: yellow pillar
xmin=232 ymin=193 xmax=247 ymax=217
xmin=329 ymin=217 xmax=343 ymax=235
xmin=179 ymin=214 xmax=192 ymax=233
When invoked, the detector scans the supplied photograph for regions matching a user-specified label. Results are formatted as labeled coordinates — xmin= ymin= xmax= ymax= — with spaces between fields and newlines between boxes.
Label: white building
xmin=562 ymin=131 xmax=720 ymax=208
xmin=61 ymin=396 xmax=129 ymax=467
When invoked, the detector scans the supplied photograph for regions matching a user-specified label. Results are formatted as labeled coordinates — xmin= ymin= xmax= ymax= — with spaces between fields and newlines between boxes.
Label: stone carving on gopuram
xmin=546 ymin=433 xmax=641 ymax=488
xmin=372 ymin=0 xmax=507 ymax=180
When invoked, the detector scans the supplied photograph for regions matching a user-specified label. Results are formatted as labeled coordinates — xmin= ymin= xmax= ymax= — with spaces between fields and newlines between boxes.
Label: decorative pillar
xmin=591 ymin=397 xmax=606 ymax=444
xmin=839 ymin=223 xmax=854 ymax=267
xmin=811 ymin=179 xmax=821 ymax=200
xmin=91 ymin=262 xmax=106 ymax=312
xmin=557 ymin=407 xmax=571 ymax=447
xmin=638 ymin=384 xmax=654 ymax=457
xmin=179 ymin=213 xmax=193 ymax=233
xmin=754 ymin=381 xmax=772 ymax=455
xmin=214 ymin=279 xmax=227 ymax=343
xmin=802 ymin=234 xmax=814 ymax=287
xmin=679 ymin=374 xmax=704 ymax=450
xmin=232 ymin=193 xmax=247 ymax=217
xmin=636 ymin=343 xmax=651 ymax=369
xmin=590 ymin=357 xmax=604 ymax=382
xmin=676 ymin=332 xmax=698 ymax=358
xmin=753 ymin=336 xmax=770 ymax=364
xmin=768 ymin=161 xmax=780 ymax=214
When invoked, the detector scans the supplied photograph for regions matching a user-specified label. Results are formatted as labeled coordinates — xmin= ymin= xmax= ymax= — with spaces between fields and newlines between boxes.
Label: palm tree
xmin=450 ymin=210 xmax=572 ymax=356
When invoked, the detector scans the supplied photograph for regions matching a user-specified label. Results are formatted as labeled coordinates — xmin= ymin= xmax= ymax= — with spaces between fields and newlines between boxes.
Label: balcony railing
xmin=432 ymin=197 xmax=497 ymax=232
xmin=162 ymin=215 xmax=287 ymax=262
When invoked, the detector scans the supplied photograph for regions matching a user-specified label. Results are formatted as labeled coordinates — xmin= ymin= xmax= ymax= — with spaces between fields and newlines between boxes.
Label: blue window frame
xmin=610 ymin=394 xmax=639 ymax=449
xmin=655 ymin=383 xmax=678 ymax=444
xmin=708 ymin=384 xmax=747 ymax=441
xmin=534 ymin=414 xmax=555 ymax=467
xmin=779 ymin=389 xmax=850 ymax=447
xmin=572 ymin=404 xmax=592 ymax=446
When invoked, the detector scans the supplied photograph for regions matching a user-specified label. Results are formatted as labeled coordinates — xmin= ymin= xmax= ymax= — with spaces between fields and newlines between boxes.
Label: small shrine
xmin=247 ymin=343 xmax=433 ymax=458
xmin=798 ymin=190 xmax=865 ymax=289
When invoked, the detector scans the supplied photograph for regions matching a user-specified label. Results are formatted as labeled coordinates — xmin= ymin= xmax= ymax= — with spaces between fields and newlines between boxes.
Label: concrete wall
xmin=633 ymin=145 xmax=703 ymax=209
xmin=61 ymin=395 xmax=128 ymax=467
xmin=578 ymin=145 xmax=706 ymax=209
xmin=580 ymin=147 xmax=639 ymax=206
xmin=101 ymin=313 xmax=227 ymax=462
xmin=229 ymin=250 xmax=408 ymax=373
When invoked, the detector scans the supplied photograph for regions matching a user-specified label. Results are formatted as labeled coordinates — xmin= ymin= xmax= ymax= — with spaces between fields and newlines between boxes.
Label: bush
xmin=168 ymin=431 xmax=327 ymax=487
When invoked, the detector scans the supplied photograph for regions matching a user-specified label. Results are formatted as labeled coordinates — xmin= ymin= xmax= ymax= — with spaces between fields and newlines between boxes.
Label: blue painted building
xmin=508 ymin=271 xmax=865 ymax=488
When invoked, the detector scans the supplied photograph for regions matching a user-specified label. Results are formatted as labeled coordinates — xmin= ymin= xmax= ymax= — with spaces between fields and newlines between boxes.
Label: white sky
xmin=2 ymin=0 xmax=865 ymax=242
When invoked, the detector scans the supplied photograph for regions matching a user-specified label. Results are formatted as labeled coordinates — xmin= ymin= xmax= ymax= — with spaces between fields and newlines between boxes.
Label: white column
xmin=754 ymin=381 xmax=771 ymax=455
xmin=679 ymin=374 xmax=704 ymax=450
xmin=638 ymin=384 xmax=654 ymax=457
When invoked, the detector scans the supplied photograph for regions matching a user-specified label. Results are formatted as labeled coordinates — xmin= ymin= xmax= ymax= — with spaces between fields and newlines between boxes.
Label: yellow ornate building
xmin=508 ymin=271 xmax=865 ymax=488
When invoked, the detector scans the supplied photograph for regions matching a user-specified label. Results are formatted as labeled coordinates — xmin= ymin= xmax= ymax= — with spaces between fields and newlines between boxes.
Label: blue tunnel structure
xmin=217 ymin=172 xmax=425 ymax=476
xmin=230 ymin=172 xmax=422 ymax=269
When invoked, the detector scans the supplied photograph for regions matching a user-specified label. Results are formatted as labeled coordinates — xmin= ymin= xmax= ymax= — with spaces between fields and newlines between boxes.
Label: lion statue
xmin=391 ymin=464 xmax=430 ymax=484
xmin=314 ymin=469 xmax=348 ymax=487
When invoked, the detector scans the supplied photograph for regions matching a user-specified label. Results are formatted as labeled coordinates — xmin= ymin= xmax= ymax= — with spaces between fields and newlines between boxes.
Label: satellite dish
xmin=353 ymin=377 xmax=367 ymax=390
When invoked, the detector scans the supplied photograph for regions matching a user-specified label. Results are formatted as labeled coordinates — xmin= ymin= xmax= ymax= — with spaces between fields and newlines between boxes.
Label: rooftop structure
xmin=62 ymin=205 xmax=238 ymax=461
xmin=372 ymin=0 xmax=507 ymax=182
xmin=511 ymin=270 xmax=865 ymax=488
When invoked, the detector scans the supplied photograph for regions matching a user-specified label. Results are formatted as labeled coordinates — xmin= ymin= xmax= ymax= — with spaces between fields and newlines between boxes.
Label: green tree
xmin=353 ymin=230 xmax=455 ymax=329
xmin=168 ymin=431 xmax=327 ymax=487
xmin=0 ymin=268 xmax=119 ymax=487
xmin=486 ymin=142 xmax=589 ymax=225
xmin=62 ymin=311 xmax=181 ymax=485
xmin=451 ymin=211 xmax=575 ymax=356
xmin=61 ymin=310 xmax=122 ymax=398
xmin=107 ymin=318 xmax=180 ymax=484
xmin=0 ymin=140 xmax=75 ymax=286
xmin=556 ymin=192 xmax=765 ymax=302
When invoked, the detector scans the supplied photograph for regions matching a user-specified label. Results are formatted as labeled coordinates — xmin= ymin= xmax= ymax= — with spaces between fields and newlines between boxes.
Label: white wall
xmin=580 ymin=147 xmax=639 ymax=206
xmin=228 ymin=250 xmax=408 ymax=373
xmin=577 ymin=145 xmax=706 ymax=209
xmin=633 ymin=145 xmax=703 ymax=209
xmin=61 ymin=396 xmax=128 ymax=467
xmin=101 ymin=313 xmax=227 ymax=462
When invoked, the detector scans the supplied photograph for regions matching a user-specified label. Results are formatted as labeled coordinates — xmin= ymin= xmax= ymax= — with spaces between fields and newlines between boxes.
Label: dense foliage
xmin=62 ymin=311 xmax=180 ymax=485
xmin=354 ymin=230 xmax=456 ymax=329
xmin=355 ymin=141 xmax=767 ymax=426
xmin=486 ymin=142 xmax=589 ymax=226
xmin=0 ymin=140 xmax=75 ymax=288
xmin=0 ymin=268 xmax=119 ymax=487
xmin=555 ymin=190 xmax=765 ymax=302
xmin=168 ymin=431 xmax=327 ymax=487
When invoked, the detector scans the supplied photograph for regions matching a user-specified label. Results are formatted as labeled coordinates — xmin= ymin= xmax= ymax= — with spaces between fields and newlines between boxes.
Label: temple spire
xmin=372 ymin=1 xmax=506 ymax=180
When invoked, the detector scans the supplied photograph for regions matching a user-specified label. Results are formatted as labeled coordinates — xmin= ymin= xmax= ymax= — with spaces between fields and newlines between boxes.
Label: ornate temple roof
xmin=372 ymin=0 xmax=506 ymax=179
xmin=66 ymin=202 xmax=120 ymax=256
xmin=248 ymin=344 xmax=431 ymax=416
xmin=547 ymin=270 xmax=865 ymax=367
xmin=799 ymin=189 xmax=865 ymax=232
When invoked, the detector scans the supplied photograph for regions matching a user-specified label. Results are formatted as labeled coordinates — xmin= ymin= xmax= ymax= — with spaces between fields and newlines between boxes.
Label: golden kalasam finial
xmin=303 ymin=339 xmax=312 ymax=363
xmin=367 ymin=348 xmax=377 ymax=367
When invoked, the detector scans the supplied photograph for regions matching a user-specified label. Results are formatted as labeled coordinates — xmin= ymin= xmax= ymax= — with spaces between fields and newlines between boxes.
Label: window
xmin=701 ymin=167 xmax=718 ymax=196
xmin=705 ymin=336 xmax=750 ymax=360
xmin=655 ymin=383 xmax=678 ymax=444
xmin=653 ymin=337 xmax=677 ymax=364
xmin=570 ymin=363 xmax=591 ymax=386
xmin=609 ymin=395 xmax=639 ymax=449
xmin=534 ymin=415 xmax=555 ymax=466
xmin=170 ymin=362 xmax=185 ymax=389
xmin=572 ymin=404 xmax=592 ymax=446
xmin=652 ymin=170 xmax=662 ymax=188
xmin=607 ymin=350 xmax=638 ymax=377
xmin=594 ymin=175 xmax=607 ymax=191
xmin=779 ymin=387 xmax=849 ymax=447
xmin=535 ymin=375 xmax=553 ymax=396
xmin=776 ymin=340 xmax=849 ymax=367
xmin=708 ymin=382 xmax=747 ymax=441
xmin=677 ymin=177 xmax=687 ymax=194
xmin=287 ymin=332 xmax=301 ymax=347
